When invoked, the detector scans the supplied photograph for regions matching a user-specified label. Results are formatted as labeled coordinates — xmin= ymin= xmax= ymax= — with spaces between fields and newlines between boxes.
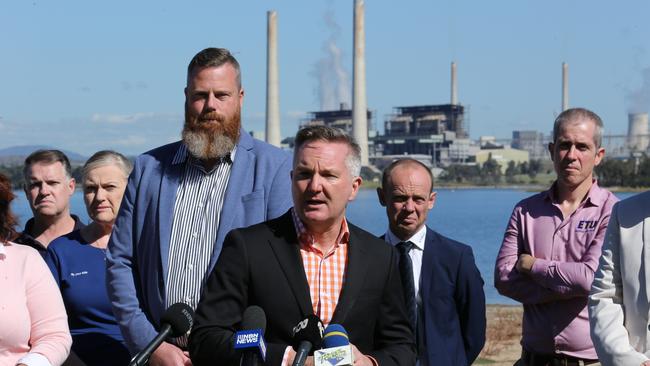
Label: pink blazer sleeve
xmin=24 ymin=247 xmax=72 ymax=365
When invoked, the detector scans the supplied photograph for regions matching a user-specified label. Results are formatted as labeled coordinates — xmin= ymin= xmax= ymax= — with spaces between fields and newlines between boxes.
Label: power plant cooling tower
xmin=628 ymin=113 xmax=649 ymax=152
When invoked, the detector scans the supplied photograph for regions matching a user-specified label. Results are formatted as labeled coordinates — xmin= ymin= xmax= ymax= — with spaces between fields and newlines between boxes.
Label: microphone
xmin=314 ymin=324 xmax=354 ymax=366
xmin=234 ymin=306 xmax=267 ymax=366
xmin=291 ymin=314 xmax=324 ymax=366
xmin=128 ymin=302 xmax=194 ymax=366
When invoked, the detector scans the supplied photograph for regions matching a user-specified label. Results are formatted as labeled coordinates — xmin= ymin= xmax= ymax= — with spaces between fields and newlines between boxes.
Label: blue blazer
xmin=106 ymin=130 xmax=293 ymax=354
xmin=420 ymin=227 xmax=486 ymax=366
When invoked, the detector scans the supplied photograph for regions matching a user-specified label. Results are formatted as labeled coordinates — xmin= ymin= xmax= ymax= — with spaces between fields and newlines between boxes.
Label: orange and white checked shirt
xmin=291 ymin=208 xmax=348 ymax=326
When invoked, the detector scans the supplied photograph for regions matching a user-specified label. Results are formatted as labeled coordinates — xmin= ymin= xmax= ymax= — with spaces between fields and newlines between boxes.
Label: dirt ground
xmin=474 ymin=304 xmax=523 ymax=365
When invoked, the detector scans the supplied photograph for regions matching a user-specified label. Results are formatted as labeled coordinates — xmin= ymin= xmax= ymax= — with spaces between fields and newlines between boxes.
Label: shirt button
xmin=187 ymin=264 xmax=194 ymax=270
xmin=192 ymin=232 xmax=198 ymax=238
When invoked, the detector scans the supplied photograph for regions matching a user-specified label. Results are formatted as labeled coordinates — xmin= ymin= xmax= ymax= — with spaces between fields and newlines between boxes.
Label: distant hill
xmin=0 ymin=145 xmax=87 ymax=166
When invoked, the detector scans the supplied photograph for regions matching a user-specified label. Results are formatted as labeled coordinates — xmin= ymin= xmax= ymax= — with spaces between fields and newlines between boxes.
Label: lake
xmin=10 ymin=188 xmax=638 ymax=304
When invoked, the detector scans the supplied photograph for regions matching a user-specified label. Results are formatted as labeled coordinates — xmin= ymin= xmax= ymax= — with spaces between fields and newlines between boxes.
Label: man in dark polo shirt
xmin=15 ymin=149 xmax=84 ymax=254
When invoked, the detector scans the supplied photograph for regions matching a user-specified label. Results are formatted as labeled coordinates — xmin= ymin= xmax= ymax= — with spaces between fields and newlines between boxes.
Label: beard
xmin=182 ymin=105 xmax=241 ymax=160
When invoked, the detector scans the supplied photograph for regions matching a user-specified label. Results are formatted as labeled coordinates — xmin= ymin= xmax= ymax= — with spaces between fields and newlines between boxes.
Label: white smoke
xmin=627 ymin=67 xmax=650 ymax=114
xmin=311 ymin=9 xmax=351 ymax=111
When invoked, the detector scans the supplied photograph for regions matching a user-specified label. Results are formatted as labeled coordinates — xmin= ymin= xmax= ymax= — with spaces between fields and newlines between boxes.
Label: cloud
xmin=80 ymin=86 xmax=91 ymax=93
xmin=91 ymin=112 xmax=160 ymax=124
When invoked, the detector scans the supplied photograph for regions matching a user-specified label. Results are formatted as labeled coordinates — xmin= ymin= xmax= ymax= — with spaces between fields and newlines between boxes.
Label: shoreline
xmin=359 ymin=181 xmax=648 ymax=193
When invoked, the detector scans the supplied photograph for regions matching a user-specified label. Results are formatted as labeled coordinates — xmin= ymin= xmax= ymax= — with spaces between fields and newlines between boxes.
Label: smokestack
xmin=562 ymin=62 xmax=569 ymax=112
xmin=451 ymin=62 xmax=458 ymax=105
xmin=628 ymin=112 xmax=649 ymax=152
xmin=352 ymin=0 xmax=369 ymax=166
xmin=265 ymin=10 xmax=281 ymax=147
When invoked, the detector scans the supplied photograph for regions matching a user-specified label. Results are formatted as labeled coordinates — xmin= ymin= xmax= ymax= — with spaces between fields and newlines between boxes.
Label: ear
xmin=377 ymin=187 xmax=386 ymax=207
xmin=68 ymin=178 xmax=76 ymax=194
xmin=548 ymin=142 xmax=555 ymax=161
xmin=594 ymin=147 xmax=605 ymax=166
xmin=428 ymin=191 xmax=437 ymax=209
xmin=239 ymin=88 xmax=245 ymax=108
xmin=348 ymin=176 xmax=362 ymax=201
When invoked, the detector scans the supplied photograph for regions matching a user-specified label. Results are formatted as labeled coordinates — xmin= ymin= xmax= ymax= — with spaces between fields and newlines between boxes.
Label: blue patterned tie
xmin=397 ymin=241 xmax=417 ymax=333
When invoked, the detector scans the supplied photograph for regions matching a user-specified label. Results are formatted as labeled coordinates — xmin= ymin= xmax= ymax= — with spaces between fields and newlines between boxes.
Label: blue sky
xmin=1 ymin=0 xmax=649 ymax=156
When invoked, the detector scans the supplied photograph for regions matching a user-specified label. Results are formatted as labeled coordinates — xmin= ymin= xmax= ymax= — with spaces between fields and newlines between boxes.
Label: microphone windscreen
xmin=161 ymin=302 xmax=194 ymax=337
xmin=322 ymin=324 xmax=350 ymax=348
xmin=292 ymin=314 xmax=324 ymax=350
xmin=241 ymin=305 xmax=267 ymax=333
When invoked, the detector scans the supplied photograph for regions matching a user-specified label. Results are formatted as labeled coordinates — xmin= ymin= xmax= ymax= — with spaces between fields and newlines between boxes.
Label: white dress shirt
xmin=384 ymin=225 xmax=427 ymax=305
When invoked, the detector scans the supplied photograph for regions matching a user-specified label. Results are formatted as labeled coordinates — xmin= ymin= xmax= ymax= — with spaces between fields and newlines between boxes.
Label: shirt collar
xmin=172 ymin=143 xmax=237 ymax=167
xmin=290 ymin=207 xmax=350 ymax=252
xmin=544 ymin=179 xmax=608 ymax=207
xmin=385 ymin=225 xmax=427 ymax=251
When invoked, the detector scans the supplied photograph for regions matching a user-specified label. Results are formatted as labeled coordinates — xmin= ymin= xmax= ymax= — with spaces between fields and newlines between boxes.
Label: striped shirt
xmin=165 ymin=144 xmax=235 ymax=347
xmin=291 ymin=208 xmax=348 ymax=326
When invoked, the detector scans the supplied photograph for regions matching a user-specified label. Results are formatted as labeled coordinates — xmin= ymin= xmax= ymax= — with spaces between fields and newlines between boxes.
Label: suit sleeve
xmin=266 ymin=151 xmax=293 ymax=220
xmin=106 ymin=159 xmax=158 ymax=354
xmin=455 ymin=246 xmax=486 ymax=364
xmin=189 ymin=230 xmax=289 ymax=366
xmin=366 ymin=247 xmax=417 ymax=366
xmin=495 ymin=205 xmax=578 ymax=304
xmin=588 ymin=204 xmax=648 ymax=366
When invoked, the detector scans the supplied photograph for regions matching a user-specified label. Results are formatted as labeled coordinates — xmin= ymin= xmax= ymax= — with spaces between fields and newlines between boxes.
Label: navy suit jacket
xmin=106 ymin=130 xmax=293 ymax=354
xmin=420 ymin=227 xmax=486 ymax=365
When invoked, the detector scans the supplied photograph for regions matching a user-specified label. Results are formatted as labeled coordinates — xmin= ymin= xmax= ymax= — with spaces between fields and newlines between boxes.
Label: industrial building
xmin=511 ymin=130 xmax=548 ymax=160
xmin=300 ymin=104 xmax=376 ymax=153
xmin=475 ymin=147 xmax=529 ymax=174
xmin=371 ymin=104 xmax=472 ymax=166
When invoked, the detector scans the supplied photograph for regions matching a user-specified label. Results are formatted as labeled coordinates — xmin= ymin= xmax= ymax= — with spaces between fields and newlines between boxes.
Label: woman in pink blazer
xmin=0 ymin=173 xmax=71 ymax=366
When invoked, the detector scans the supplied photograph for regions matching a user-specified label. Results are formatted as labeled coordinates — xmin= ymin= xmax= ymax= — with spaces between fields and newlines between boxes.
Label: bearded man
xmin=106 ymin=48 xmax=292 ymax=366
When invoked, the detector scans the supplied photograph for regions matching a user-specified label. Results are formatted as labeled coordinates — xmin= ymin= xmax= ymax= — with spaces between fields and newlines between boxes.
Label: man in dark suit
xmin=189 ymin=126 xmax=415 ymax=366
xmin=377 ymin=158 xmax=486 ymax=366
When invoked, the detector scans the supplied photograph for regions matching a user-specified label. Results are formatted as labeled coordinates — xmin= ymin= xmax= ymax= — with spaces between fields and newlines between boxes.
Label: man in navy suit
xmin=106 ymin=48 xmax=292 ymax=365
xmin=377 ymin=158 xmax=486 ymax=365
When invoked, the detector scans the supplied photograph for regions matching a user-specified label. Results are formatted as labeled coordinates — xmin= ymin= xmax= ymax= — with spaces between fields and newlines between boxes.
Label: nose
xmin=566 ymin=145 xmax=578 ymax=160
xmin=95 ymin=188 xmax=106 ymax=201
xmin=205 ymin=93 xmax=218 ymax=112
xmin=40 ymin=183 xmax=51 ymax=196
xmin=307 ymin=174 xmax=322 ymax=192
xmin=403 ymin=198 xmax=415 ymax=212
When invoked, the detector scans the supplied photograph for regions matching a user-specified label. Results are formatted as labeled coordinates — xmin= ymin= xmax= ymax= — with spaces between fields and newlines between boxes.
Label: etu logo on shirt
xmin=576 ymin=220 xmax=598 ymax=232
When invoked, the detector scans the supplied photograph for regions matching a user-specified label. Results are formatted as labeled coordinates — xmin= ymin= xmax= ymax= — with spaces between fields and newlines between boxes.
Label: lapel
xmin=158 ymin=144 xmax=184 ymax=287
xmin=268 ymin=212 xmax=313 ymax=317
xmin=210 ymin=130 xmax=254 ymax=271
xmin=331 ymin=225 xmax=370 ymax=325
xmin=640 ymin=214 xmax=650 ymax=306
xmin=420 ymin=227 xmax=436 ymax=302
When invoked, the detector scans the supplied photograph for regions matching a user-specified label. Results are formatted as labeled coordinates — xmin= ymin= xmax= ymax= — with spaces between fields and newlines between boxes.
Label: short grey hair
xmin=294 ymin=125 xmax=362 ymax=177
xmin=187 ymin=47 xmax=241 ymax=89
xmin=553 ymin=107 xmax=603 ymax=148
xmin=23 ymin=149 xmax=73 ymax=182
xmin=82 ymin=150 xmax=133 ymax=185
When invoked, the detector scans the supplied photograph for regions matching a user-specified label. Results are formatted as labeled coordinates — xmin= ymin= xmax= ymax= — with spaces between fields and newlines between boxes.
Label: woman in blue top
xmin=45 ymin=150 xmax=132 ymax=366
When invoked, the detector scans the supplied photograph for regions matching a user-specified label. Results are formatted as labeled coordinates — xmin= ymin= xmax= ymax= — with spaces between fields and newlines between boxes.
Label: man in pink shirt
xmin=495 ymin=108 xmax=618 ymax=365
